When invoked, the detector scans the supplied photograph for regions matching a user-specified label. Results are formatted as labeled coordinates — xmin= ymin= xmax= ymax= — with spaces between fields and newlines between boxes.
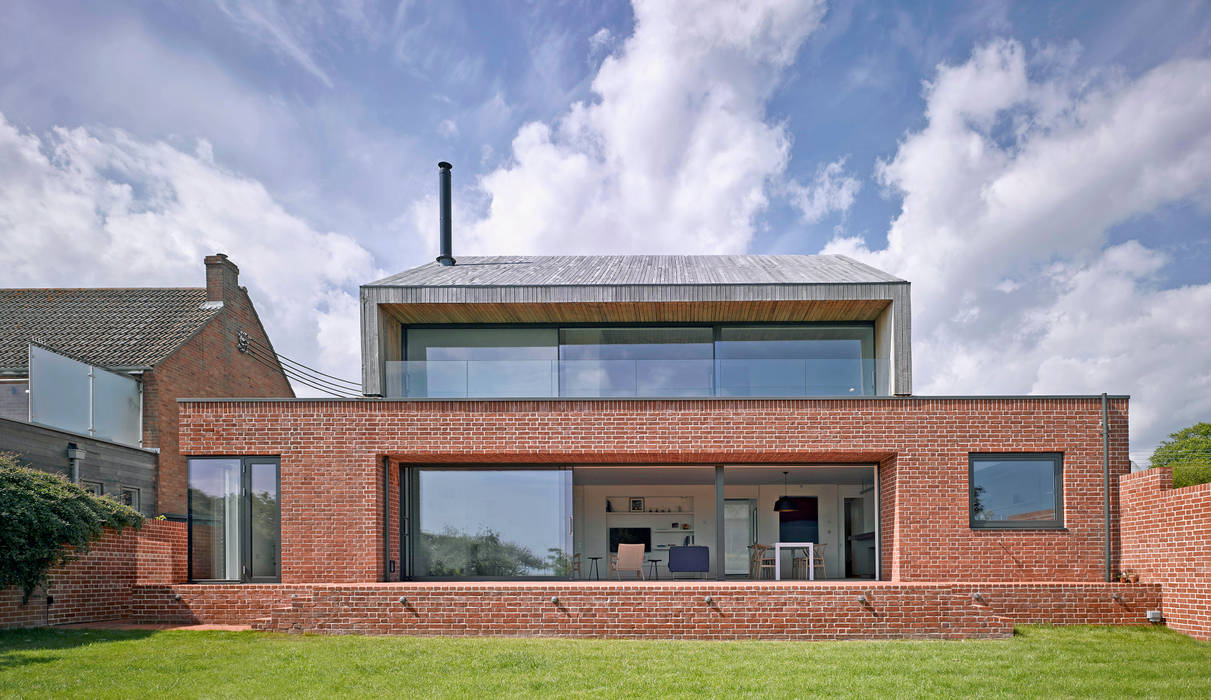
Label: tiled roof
xmin=0 ymin=288 xmax=221 ymax=371
xmin=366 ymin=254 xmax=904 ymax=288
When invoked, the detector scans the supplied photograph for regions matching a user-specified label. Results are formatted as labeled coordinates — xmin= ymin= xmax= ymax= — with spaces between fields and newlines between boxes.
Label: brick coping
xmin=158 ymin=580 xmax=1151 ymax=589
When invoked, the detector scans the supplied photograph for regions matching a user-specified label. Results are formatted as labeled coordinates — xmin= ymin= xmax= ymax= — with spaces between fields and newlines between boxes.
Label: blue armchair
xmin=667 ymin=545 xmax=710 ymax=577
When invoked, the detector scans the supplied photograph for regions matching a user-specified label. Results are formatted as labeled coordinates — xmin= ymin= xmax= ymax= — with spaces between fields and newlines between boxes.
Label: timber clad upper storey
xmin=360 ymin=254 xmax=912 ymax=398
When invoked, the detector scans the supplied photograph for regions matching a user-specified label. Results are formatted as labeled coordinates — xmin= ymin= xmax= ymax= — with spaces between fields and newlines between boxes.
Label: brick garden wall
xmin=0 ymin=520 xmax=186 ymax=629
xmin=178 ymin=396 xmax=1127 ymax=585
xmin=127 ymin=581 xmax=1159 ymax=640
xmin=1120 ymin=468 xmax=1211 ymax=641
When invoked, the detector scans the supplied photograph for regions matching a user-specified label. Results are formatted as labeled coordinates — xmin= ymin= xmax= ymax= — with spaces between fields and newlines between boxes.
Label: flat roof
xmin=366 ymin=255 xmax=905 ymax=288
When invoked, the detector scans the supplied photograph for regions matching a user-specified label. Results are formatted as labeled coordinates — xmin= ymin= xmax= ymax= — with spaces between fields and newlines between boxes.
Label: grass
xmin=1 ymin=625 xmax=1208 ymax=698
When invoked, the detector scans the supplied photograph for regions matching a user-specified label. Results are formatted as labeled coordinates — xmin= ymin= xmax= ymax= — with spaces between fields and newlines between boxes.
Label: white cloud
xmin=588 ymin=28 xmax=614 ymax=57
xmin=437 ymin=119 xmax=459 ymax=138
xmin=214 ymin=0 xmax=336 ymax=87
xmin=787 ymin=157 xmax=861 ymax=223
xmin=429 ymin=0 xmax=827 ymax=256
xmin=824 ymin=39 xmax=1211 ymax=459
xmin=0 ymin=112 xmax=380 ymax=395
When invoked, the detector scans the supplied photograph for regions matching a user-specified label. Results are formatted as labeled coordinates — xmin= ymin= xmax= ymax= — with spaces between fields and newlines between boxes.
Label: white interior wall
xmin=574 ymin=479 xmax=876 ymax=578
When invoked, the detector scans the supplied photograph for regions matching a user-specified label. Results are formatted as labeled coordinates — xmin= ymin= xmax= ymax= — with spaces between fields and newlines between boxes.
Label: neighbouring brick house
xmin=0 ymin=254 xmax=294 ymax=516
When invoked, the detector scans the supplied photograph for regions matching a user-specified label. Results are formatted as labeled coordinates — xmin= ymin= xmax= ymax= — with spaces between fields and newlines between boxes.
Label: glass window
xmin=188 ymin=457 xmax=281 ymax=581
xmin=716 ymin=326 xmax=875 ymax=396
xmin=559 ymin=327 xmax=713 ymax=397
xmin=413 ymin=468 xmax=571 ymax=578
xmin=189 ymin=458 xmax=242 ymax=581
xmin=120 ymin=486 xmax=140 ymax=512
xmin=405 ymin=328 xmax=557 ymax=397
xmin=970 ymin=454 xmax=1063 ymax=528
xmin=249 ymin=463 xmax=280 ymax=579
xmin=82 ymin=480 xmax=103 ymax=497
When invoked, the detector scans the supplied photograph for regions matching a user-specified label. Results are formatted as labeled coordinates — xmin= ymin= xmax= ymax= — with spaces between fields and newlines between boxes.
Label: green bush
xmin=0 ymin=453 xmax=143 ymax=604
xmin=1172 ymin=463 xmax=1211 ymax=488
xmin=1149 ymin=422 xmax=1211 ymax=488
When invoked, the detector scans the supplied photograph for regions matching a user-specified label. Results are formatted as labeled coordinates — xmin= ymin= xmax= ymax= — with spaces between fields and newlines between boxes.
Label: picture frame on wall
xmin=629 ymin=497 xmax=645 ymax=512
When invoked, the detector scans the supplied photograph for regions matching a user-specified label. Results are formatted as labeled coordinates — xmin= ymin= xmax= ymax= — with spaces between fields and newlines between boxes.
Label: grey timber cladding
xmin=0 ymin=417 xmax=157 ymax=515
xmin=360 ymin=254 xmax=913 ymax=397
xmin=367 ymin=254 xmax=904 ymax=289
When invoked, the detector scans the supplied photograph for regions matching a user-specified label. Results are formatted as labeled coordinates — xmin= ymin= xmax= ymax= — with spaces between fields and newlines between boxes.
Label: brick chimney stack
xmin=204 ymin=253 xmax=240 ymax=304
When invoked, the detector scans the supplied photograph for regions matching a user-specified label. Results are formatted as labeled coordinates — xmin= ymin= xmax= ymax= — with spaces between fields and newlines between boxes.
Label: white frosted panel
xmin=29 ymin=345 xmax=90 ymax=435
xmin=92 ymin=367 xmax=141 ymax=445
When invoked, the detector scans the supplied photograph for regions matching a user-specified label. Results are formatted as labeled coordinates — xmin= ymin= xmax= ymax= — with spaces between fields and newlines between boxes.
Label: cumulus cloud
xmin=0 ymin=112 xmax=380 ymax=395
xmin=787 ymin=157 xmax=861 ymax=223
xmin=427 ymin=0 xmax=827 ymax=256
xmin=824 ymin=39 xmax=1211 ymax=458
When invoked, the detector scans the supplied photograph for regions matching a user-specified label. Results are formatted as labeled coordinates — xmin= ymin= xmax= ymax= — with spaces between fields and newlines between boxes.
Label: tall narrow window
xmin=188 ymin=457 xmax=281 ymax=581
xmin=969 ymin=453 xmax=1063 ymax=529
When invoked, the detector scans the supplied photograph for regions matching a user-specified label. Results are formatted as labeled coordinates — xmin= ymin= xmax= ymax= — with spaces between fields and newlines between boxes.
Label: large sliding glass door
xmin=188 ymin=457 xmax=281 ymax=582
xmin=404 ymin=467 xmax=572 ymax=579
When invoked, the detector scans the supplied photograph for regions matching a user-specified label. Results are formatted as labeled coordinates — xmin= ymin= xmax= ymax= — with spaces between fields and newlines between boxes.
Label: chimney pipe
xmin=436 ymin=161 xmax=455 ymax=266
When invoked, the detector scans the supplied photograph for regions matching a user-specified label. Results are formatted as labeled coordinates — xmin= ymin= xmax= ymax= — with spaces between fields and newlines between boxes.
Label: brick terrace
xmin=132 ymin=580 xmax=1161 ymax=640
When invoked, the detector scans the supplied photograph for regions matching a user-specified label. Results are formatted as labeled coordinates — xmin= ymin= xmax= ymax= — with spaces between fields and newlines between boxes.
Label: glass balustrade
xmin=385 ymin=357 xmax=883 ymax=398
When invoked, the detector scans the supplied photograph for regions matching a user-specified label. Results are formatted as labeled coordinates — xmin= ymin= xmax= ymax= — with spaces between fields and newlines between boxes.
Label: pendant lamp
xmin=774 ymin=470 xmax=795 ymax=512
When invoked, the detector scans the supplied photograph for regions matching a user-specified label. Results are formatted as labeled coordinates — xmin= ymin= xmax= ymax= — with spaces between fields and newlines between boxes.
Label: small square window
xmin=970 ymin=453 xmax=1063 ymax=529
xmin=82 ymin=481 xmax=103 ymax=497
xmin=120 ymin=486 xmax=140 ymax=512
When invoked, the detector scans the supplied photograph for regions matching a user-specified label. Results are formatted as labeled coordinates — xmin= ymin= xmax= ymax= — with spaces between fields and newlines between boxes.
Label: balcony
xmin=383 ymin=358 xmax=883 ymax=399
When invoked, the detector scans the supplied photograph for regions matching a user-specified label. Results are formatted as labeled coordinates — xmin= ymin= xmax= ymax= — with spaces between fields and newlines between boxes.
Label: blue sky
xmin=1 ymin=0 xmax=1209 ymax=459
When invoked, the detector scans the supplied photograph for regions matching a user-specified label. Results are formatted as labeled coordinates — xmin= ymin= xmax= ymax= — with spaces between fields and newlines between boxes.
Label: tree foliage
xmin=420 ymin=528 xmax=547 ymax=577
xmin=0 ymin=453 xmax=143 ymax=603
xmin=1149 ymin=422 xmax=1211 ymax=488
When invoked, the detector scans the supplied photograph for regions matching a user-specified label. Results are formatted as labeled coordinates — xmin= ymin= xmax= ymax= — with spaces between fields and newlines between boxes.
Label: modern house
xmin=0 ymin=254 xmax=294 ymax=515
xmin=177 ymin=247 xmax=1128 ymax=588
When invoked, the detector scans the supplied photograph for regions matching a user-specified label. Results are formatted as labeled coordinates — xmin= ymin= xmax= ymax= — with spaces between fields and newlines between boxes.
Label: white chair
xmin=613 ymin=543 xmax=646 ymax=580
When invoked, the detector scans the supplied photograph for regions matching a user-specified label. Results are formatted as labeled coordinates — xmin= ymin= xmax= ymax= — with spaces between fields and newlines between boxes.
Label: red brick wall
xmin=1120 ymin=468 xmax=1211 ymax=641
xmin=128 ymin=581 xmax=1159 ymax=640
xmin=177 ymin=397 xmax=1128 ymax=585
xmin=143 ymin=284 xmax=294 ymax=516
xmin=0 ymin=520 xmax=186 ymax=629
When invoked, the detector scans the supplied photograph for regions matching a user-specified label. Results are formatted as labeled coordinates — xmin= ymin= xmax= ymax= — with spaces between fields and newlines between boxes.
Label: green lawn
xmin=1 ymin=625 xmax=1208 ymax=698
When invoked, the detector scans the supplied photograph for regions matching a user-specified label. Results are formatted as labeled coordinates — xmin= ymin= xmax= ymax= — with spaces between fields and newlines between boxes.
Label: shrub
xmin=0 ymin=453 xmax=143 ymax=604
xmin=1172 ymin=463 xmax=1211 ymax=489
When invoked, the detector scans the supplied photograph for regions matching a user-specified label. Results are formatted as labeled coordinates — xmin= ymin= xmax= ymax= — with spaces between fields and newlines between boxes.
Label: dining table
xmin=773 ymin=541 xmax=816 ymax=581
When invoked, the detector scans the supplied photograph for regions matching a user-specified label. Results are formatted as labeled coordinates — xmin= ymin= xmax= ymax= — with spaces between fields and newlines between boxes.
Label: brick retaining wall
xmin=128 ymin=581 xmax=1159 ymax=640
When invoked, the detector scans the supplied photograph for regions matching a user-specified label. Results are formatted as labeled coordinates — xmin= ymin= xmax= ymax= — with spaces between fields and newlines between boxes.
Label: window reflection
xmin=415 ymin=469 xmax=571 ymax=577
xmin=971 ymin=455 xmax=1061 ymax=526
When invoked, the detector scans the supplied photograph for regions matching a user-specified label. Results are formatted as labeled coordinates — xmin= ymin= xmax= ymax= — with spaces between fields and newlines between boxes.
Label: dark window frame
xmin=119 ymin=485 xmax=140 ymax=512
xmin=969 ymin=452 xmax=1064 ymax=530
xmin=187 ymin=456 xmax=282 ymax=584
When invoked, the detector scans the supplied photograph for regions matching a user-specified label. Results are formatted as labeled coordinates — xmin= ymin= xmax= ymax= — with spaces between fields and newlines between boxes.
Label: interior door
xmin=723 ymin=499 xmax=756 ymax=575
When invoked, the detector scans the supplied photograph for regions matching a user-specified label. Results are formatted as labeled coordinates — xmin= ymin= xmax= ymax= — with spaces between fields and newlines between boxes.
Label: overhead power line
xmin=241 ymin=335 xmax=362 ymax=389
xmin=234 ymin=331 xmax=362 ymax=398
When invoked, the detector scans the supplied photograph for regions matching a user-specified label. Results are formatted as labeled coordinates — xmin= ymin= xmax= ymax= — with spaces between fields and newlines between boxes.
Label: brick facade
xmin=143 ymin=255 xmax=294 ymax=516
xmin=0 ymin=520 xmax=186 ymax=629
xmin=177 ymin=396 xmax=1128 ymax=586
xmin=1120 ymin=468 xmax=1211 ymax=641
